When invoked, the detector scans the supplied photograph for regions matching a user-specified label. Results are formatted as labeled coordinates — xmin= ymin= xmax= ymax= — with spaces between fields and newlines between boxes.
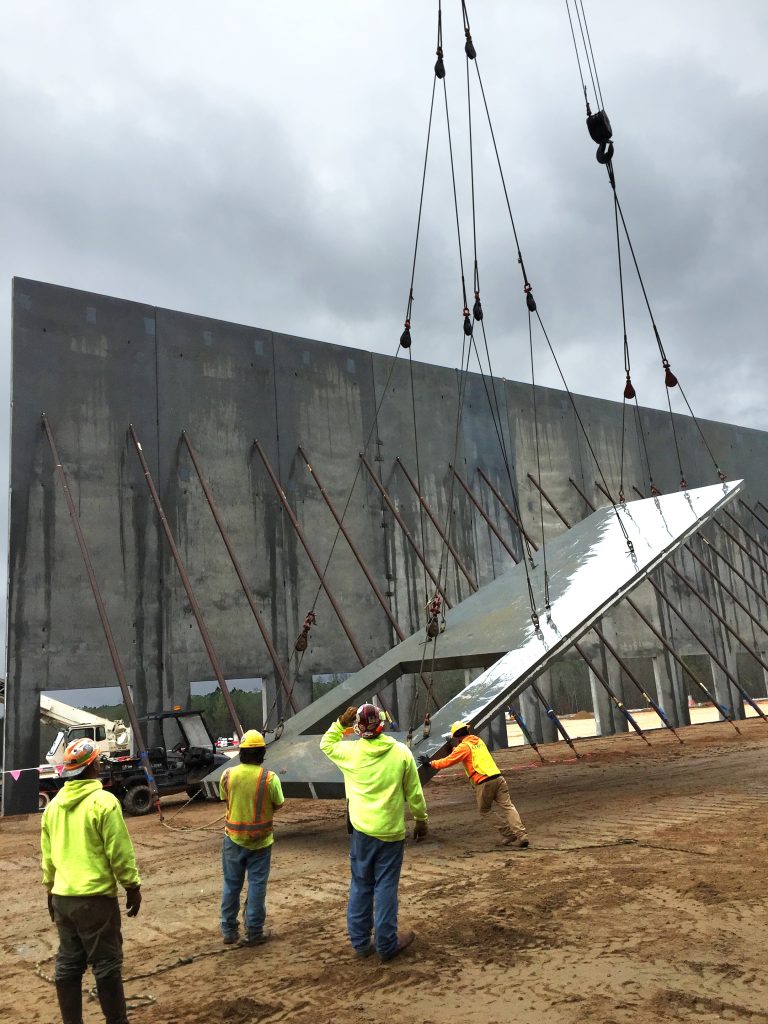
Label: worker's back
xmin=220 ymin=762 xmax=283 ymax=849
xmin=320 ymin=722 xmax=426 ymax=841
xmin=41 ymin=779 xmax=139 ymax=896
xmin=459 ymin=733 xmax=500 ymax=781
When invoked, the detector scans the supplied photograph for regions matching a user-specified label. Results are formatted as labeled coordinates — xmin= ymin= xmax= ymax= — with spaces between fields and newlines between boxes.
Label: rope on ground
xmin=150 ymin=789 xmax=227 ymax=834
xmin=161 ymin=812 xmax=226 ymax=834
xmin=36 ymin=946 xmax=239 ymax=1011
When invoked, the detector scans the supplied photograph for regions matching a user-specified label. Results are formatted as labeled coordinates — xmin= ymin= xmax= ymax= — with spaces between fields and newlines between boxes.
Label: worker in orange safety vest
xmin=420 ymin=721 xmax=529 ymax=848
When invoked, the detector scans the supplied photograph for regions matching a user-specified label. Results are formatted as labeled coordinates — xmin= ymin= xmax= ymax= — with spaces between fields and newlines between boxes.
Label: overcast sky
xmin=2 ymin=1 xmax=767 ymax=652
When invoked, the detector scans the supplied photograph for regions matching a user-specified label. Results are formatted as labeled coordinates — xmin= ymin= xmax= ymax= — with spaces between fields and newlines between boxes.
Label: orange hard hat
xmin=61 ymin=738 xmax=101 ymax=778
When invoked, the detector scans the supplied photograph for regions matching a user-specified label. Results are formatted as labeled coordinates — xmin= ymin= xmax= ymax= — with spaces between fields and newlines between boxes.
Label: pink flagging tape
xmin=0 ymin=764 xmax=53 ymax=777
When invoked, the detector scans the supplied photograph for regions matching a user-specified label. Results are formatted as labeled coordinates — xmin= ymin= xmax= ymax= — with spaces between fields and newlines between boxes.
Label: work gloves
xmin=47 ymin=892 xmax=55 ymax=922
xmin=126 ymin=886 xmax=142 ymax=917
xmin=417 ymin=753 xmax=432 ymax=768
xmin=338 ymin=706 xmax=358 ymax=729
xmin=413 ymin=819 xmax=429 ymax=842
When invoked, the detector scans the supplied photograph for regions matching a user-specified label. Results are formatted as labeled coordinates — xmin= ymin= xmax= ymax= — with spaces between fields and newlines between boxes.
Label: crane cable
xmin=461 ymin=0 xmax=637 ymax=567
xmin=261 ymin=342 xmax=405 ymax=737
xmin=458 ymin=1 xmax=541 ymax=619
xmin=265 ymin=5 xmax=465 ymax=738
xmin=564 ymin=0 xmax=726 ymax=489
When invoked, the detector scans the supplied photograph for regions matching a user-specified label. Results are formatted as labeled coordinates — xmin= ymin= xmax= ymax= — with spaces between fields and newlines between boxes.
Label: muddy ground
xmin=2 ymin=719 xmax=767 ymax=1024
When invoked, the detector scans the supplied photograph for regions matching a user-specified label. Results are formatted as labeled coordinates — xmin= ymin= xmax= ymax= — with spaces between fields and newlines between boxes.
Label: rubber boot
xmin=55 ymin=978 xmax=84 ymax=1024
xmin=95 ymin=974 xmax=129 ymax=1024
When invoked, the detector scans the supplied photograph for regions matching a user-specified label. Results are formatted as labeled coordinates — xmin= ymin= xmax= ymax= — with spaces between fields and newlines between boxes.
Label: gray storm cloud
xmin=1 ymin=0 xmax=767 ymax=644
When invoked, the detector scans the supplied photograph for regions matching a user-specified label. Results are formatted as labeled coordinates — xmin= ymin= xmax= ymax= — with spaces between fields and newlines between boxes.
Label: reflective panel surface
xmin=203 ymin=480 xmax=742 ymax=798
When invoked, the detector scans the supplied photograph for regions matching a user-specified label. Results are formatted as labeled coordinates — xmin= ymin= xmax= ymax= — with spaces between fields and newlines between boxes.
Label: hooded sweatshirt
xmin=41 ymin=779 xmax=141 ymax=897
xmin=320 ymin=720 xmax=427 ymax=841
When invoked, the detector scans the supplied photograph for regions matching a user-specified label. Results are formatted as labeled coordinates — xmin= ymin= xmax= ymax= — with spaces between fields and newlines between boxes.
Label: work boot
xmin=55 ymin=978 xmax=84 ymax=1024
xmin=95 ymin=974 xmax=129 ymax=1024
xmin=503 ymin=835 xmax=530 ymax=849
xmin=239 ymin=929 xmax=272 ymax=947
xmin=380 ymin=929 xmax=415 ymax=963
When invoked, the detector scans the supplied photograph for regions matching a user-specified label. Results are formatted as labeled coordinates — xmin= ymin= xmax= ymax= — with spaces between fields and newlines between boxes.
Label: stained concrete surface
xmin=5 ymin=278 xmax=768 ymax=813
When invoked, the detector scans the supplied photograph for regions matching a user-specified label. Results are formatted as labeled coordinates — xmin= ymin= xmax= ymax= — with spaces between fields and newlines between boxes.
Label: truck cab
xmin=39 ymin=709 xmax=229 ymax=816
xmin=40 ymin=694 xmax=131 ymax=766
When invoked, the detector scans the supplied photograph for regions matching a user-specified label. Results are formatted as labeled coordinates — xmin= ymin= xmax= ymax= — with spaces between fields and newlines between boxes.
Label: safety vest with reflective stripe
xmin=461 ymin=735 xmax=500 ymax=783
xmin=222 ymin=764 xmax=275 ymax=845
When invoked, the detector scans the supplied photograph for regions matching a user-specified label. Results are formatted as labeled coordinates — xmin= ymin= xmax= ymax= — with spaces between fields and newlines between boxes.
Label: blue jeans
xmin=220 ymin=836 xmax=272 ymax=938
xmin=347 ymin=829 xmax=404 ymax=959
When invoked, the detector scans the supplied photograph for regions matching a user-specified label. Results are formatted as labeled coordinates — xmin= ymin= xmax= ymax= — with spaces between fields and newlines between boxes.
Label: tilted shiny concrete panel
xmin=203 ymin=481 xmax=742 ymax=798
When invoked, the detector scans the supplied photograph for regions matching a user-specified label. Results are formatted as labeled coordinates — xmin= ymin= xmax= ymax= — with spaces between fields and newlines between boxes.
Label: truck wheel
xmin=38 ymin=791 xmax=51 ymax=811
xmin=123 ymin=784 xmax=153 ymax=817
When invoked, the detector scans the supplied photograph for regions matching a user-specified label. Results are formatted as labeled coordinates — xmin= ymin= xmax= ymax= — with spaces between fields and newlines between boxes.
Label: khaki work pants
xmin=474 ymin=776 xmax=527 ymax=842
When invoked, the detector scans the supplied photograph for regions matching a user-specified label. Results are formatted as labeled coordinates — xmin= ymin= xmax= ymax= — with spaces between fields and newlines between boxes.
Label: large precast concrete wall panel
xmin=5 ymin=277 xmax=768 ymax=813
xmin=6 ymin=280 xmax=163 ymax=812
xmin=153 ymin=308 xmax=281 ymax=711
xmin=271 ymin=335 xmax=389 ymax=693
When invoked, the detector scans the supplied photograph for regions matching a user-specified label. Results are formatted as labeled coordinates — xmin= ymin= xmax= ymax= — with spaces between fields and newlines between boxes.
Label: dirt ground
xmin=2 ymin=719 xmax=768 ymax=1024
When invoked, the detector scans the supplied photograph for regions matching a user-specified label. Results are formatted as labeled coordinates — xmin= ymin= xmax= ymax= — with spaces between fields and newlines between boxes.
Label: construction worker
xmin=422 ymin=721 xmax=529 ymax=848
xmin=219 ymin=728 xmax=284 ymax=946
xmin=320 ymin=703 xmax=428 ymax=962
xmin=40 ymin=737 xmax=142 ymax=1024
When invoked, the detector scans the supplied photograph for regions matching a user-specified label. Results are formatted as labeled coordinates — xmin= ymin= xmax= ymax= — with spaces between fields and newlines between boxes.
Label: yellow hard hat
xmin=239 ymin=729 xmax=266 ymax=749
xmin=450 ymin=721 xmax=469 ymax=737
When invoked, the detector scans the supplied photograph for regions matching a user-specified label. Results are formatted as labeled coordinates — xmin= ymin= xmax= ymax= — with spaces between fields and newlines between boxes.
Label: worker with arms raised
xmin=421 ymin=721 xmax=529 ymax=848
xmin=40 ymin=737 xmax=142 ymax=1024
xmin=321 ymin=703 xmax=428 ymax=962
xmin=219 ymin=728 xmax=284 ymax=946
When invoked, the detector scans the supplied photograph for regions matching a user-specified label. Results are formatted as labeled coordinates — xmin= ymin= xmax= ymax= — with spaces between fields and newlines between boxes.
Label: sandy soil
xmin=2 ymin=719 xmax=768 ymax=1024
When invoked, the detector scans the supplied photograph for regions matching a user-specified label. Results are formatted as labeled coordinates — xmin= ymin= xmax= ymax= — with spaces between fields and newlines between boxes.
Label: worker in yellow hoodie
xmin=422 ymin=721 xmax=529 ymax=848
xmin=41 ymin=738 xmax=142 ymax=1024
xmin=320 ymin=703 xmax=428 ymax=962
